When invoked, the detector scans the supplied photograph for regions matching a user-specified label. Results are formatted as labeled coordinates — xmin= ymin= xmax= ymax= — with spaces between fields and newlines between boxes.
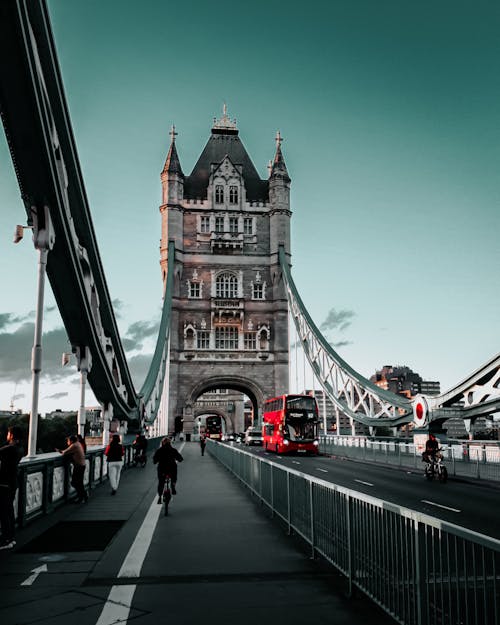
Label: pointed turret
xmin=269 ymin=130 xmax=291 ymax=258
xmin=160 ymin=125 xmax=184 ymax=288
xmin=269 ymin=130 xmax=290 ymax=182
xmin=161 ymin=125 xmax=184 ymax=205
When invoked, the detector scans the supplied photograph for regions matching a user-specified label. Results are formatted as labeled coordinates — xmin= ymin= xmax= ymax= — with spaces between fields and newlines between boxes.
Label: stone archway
xmin=182 ymin=375 xmax=265 ymax=434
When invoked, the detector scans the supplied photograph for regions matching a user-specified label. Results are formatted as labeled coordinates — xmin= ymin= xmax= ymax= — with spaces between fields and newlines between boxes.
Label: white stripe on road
xmin=95 ymin=442 xmax=185 ymax=624
xmin=354 ymin=479 xmax=374 ymax=487
xmin=95 ymin=585 xmax=136 ymax=625
xmin=316 ymin=468 xmax=328 ymax=473
xmin=292 ymin=461 xmax=301 ymax=465
xmin=421 ymin=499 xmax=461 ymax=513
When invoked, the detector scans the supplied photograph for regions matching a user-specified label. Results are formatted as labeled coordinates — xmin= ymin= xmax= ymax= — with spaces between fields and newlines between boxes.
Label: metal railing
xmin=208 ymin=440 xmax=500 ymax=625
xmin=15 ymin=437 xmax=162 ymax=528
xmin=320 ymin=436 xmax=500 ymax=482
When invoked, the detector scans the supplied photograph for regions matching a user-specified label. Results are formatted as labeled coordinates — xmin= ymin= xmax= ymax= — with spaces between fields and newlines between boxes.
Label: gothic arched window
xmin=216 ymin=272 xmax=238 ymax=298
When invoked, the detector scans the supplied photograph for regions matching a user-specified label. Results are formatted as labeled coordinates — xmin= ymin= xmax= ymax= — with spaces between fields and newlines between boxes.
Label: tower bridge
xmin=1 ymin=0 xmax=500 ymax=446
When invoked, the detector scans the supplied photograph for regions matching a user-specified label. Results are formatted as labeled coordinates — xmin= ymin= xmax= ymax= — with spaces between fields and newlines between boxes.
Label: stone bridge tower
xmin=159 ymin=109 xmax=291 ymax=435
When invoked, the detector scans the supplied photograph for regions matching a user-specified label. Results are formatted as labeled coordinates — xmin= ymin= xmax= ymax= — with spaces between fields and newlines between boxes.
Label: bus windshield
xmin=284 ymin=418 xmax=317 ymax=441
xmin=286 ymin=396 xmax=317 ymax=411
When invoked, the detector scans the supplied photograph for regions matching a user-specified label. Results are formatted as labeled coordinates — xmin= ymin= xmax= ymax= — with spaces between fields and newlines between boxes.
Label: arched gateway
xmin=158 ymin=109 xmax=292 ymax=435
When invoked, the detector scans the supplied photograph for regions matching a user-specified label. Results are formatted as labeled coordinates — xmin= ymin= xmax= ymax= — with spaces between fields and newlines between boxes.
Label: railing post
xmin=414 ymin=521 xmax=424 ymax=625
xmin=287 ymin=471 xmax=291 ymax=535
xmin=270 ymin=463 xmax=274 ymax=518
xmin=346 ymin=494 xmax=354 ymax=598
xmin=309 ymin=480 xmax=315 ymax=558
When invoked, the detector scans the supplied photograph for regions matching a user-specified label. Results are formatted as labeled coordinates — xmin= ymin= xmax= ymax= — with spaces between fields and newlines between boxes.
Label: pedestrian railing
xmin=320 ymin=436 xmax=500 ymax=482
xmin=208 ymin=440 xmax=500 ymax=625
xmin=15 ymin=437 xmax=162 ymax=527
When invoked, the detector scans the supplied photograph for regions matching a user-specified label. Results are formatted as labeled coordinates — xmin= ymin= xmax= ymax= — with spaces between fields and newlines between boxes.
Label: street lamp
xmin=62 ymin=347 xmax=92 ymax=438
xmin=14 ymin=207 xmax=55 ymax=458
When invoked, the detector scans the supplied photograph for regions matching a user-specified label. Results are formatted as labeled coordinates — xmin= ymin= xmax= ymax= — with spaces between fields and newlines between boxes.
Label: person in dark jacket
xmin=105 ymin=434 xmax=125 ymax=495
xmin=200 ymin=434 xmax=207 ymax=456
xmin=0 ymin=426 xmax=24 ymax=550
xmin=422 ymin=433 xmax=439 ymax=463
xmin=153 ymin=437 xmax=183 ymax=503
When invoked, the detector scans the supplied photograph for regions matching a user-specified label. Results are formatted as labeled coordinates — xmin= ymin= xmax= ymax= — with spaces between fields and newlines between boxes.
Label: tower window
xmin=229 ymin=186 xmax=238 ymax=204
xmin=215 ymin=326 xmax=238 ymax=350
xmin=244 ymin=332 xmax=257 ymax=350
xmin=229 ymin=217 xmax=238 ymax=233
xmin=216 ymin=272 xmax=238 ymax=298
xmin=197 ymin=331 xmax=210 ymax=349
xmin=189 ymin=282 xmax=201 ymax=298
xmin=252 ymin=283 xmax=264 ymax=300
xmin=200 ymin=216 xmax=210 ymax=233
xmin=215 ymin=185 xmax=224 ymax=204
xmin=215 ymin=216 xmax=224 ymax=232
xmin=243 ymin=218 xmax=253 ymax=235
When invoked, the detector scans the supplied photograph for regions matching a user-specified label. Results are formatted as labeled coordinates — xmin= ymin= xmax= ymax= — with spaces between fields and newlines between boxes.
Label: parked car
xmin=245 ymin=428 xmax=263 ymax=446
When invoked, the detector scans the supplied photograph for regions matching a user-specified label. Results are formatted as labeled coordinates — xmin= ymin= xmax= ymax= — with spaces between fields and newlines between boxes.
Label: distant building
xmin=370 ymin=365 xmax=440 ymax=399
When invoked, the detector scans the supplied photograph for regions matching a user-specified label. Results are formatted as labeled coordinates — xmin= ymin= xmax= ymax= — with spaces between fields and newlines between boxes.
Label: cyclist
xmin=422 ymin=433 xmax=439 ymax=463
xmin=153 ymin=437 xmax=183 ymax=503
xmin=132 ymin=433 xmax=148 ymax=465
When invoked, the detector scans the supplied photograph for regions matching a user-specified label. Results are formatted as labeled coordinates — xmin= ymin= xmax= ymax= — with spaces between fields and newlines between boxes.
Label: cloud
xmin=0 ymin=311 xmax=35 ymax=330
xmin=127 ymin=353 xmax=154 ymax=388
xmin=44 ymin=305 xmax=57 ymax=314
xmin=12 ymin=393 xmax=25 ymax=401
xmin=330 ymin=340 xmax=352 ymax=349
xmin=0 ymin=323 xmax=73 ymax=383
xmin=124 ymin=320 xmax=160 ymax=352
xmin=320 ymin=308 xmax=355 ymax=333
xmin=112 ymin=299 xmax=124 ymax=318
xmin=44 ymin=392 xmax=68 ymax=400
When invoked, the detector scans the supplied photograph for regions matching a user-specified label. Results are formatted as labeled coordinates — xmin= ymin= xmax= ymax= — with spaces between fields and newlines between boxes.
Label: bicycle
xmin=162 ymin=473 xmax=172 ymax=516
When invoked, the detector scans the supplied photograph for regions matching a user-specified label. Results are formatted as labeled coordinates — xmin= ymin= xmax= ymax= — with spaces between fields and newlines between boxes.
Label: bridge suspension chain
xmin=279 ymin=247 xmax=414 ymax=427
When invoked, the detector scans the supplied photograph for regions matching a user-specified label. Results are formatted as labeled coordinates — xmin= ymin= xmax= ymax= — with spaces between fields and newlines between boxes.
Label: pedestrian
xmin=0 ymin=426 xmax=24 ymax=550
xmin=200 ymin=434 xmax=206 ymax=456
xmin=153 ymin=437 xmax=183 ymax=503
xmin=77 ymin=434 xmax=87 ymax=453
xmin=105 ymin=434 xmax=124 ymax=495
xmin=57 ymin=435 xmax=88 ymax=503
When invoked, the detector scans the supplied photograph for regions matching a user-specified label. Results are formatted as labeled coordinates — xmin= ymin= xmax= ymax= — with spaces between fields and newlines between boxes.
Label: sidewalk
xmin=0 ymin=442 xmax=394 ymax=625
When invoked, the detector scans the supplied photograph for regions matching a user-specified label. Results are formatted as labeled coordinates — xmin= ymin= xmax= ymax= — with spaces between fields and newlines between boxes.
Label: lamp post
xmin=62 ymin=346 xmax=92 ymax=438
xmin=15 ymin=207 xmax=55 ymax=458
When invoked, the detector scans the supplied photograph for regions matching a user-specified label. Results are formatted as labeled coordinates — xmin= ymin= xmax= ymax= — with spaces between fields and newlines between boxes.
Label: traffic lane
xmin=239 ymin=445 xmax=500 ymax=540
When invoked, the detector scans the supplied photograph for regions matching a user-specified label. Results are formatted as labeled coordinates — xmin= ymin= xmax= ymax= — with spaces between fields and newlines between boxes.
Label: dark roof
xmin=184 ymin=129 xmax=269 ymax=201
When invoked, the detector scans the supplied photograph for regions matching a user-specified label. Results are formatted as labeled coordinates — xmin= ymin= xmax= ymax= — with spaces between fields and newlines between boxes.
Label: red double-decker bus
xmin=205 ymin=415 xmax=223 ymax=440
xmin=262 ymin=394 xmax=320 ymax=454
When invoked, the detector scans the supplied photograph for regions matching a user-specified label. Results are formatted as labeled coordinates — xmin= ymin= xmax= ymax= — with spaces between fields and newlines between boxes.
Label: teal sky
xmin=0 ymin=0 xmax=499 ymax=414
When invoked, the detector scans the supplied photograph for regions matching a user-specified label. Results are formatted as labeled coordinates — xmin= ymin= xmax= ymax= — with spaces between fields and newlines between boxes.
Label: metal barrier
xmin=208 ymin=440 xmax=500 ymax=625
xmin=320 ymin=436 xmax=500 ymax=483
xmin=15 ymin=437 xmax=163 ymax=527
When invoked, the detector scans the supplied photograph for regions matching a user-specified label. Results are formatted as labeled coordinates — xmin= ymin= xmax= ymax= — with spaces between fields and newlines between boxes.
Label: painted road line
xmin=95 ymin=585 xmax=136 ymax=625
xmin=95 ymin=442 xmax=185 ymax=624
xmin=354 ymin=479 xmax=374 ymax=487
xmin=292 ymin=461 xmax=301 ymax=465
xmin=421 ymin=500 xmax=461 ymax=513
xmin=316 ymin=468 xmax=328 ymax=473
xmin=21 ymin=564 xmax=47 ymax=586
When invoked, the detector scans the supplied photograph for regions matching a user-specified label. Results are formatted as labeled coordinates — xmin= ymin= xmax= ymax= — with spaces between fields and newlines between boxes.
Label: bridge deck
xmin=0 ymin=442 xmax=393 ymax=624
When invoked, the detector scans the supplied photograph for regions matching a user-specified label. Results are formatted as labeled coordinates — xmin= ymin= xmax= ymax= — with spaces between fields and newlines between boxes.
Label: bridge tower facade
xmin=159 ymin=110 xmax=291 ymax=435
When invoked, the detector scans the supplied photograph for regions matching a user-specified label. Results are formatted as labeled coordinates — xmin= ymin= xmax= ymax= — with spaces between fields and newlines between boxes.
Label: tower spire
xmin=269 ymin=130 xmax=290 ymax=181
xmin=162 ymin=124 xmax=183 ymax=176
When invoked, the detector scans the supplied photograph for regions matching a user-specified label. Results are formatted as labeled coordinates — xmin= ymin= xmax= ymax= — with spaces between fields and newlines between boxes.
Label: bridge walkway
xmin=0 ymin=442 xmax=393 ymax=625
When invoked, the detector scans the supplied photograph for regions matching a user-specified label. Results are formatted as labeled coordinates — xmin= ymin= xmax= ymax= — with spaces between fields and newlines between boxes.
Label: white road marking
xmin=95 ymin=585 xmax=136 ymax=625
xmin=292 ymin=461 xmax=301 ymax=465
xmin=354 ymin=479 xmax=374 ymax=487
xmin=20 ymin=564 xmax=47 ymax=586
xmin=316 ymin=468 xmax=328 ymax=473
xmin=95 ymin=442 xmax=185 ymax=624
xmin=421 ymin=500 xmax=461 ymax=513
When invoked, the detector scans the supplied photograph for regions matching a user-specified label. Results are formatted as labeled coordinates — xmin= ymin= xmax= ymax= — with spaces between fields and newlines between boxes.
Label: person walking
xmin=153 ymin=437 xmax=183 ymax=503
xmin=0 ymin=426 xmax=24 ymax=550
xmin=105 ymin=434 xmax=125 ymax=495
xmin=200 ymin=434 xmax=206 ymax=456
xmin=57 ymin=435 xmax=87 ymax=503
